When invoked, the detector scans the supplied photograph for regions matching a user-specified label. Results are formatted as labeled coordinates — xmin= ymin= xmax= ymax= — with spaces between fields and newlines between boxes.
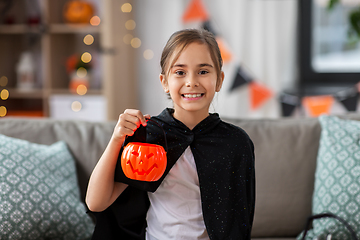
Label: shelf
xmin=49 ymin=24 xmax=100 ymax=34
xmin=0 ymin=0 xmax=135 ymax=120
xmin=50 ymin=89 xmax=103 ymax=95
xmin=4 ymin=88 xmax=103 ymax=98
xmin=5 ymin=110 xmax=44 ymax=117
xmin=0 ymin=24 xmax=100 ymax=34
xmin=6 ymin=88 xmax=44 ymax=99
xmin=0 ymin=24 xmax=44 ymax=34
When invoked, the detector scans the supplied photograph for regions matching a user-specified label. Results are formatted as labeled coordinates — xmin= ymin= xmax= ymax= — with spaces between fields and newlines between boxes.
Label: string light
xmin=143 ymin=49 xmax=154 ymax=60
xmin=131 ymin=38 xmax=141 ymax=48
xmin=0 ymin=76 xmax=8 ymax=86
xmin=0 ymin=106 xmax=7 ymax=117
xmin=71 ymin=101 xmax=82 ymax=112
xmin=76 ymin=67 xmax=87 ymax=78
xmin=76 ymin=85 xmax=88 ymax=95
xmin=90 ymin=16 xmax=101 ymax=26
xmin=81 ymin=52 xmax=92 ymax=63
xmin=125 ymin=20 xmax=136 ymax=30
xmin=1 ymin=89 xmax=9 ymax=100
xmin=83 ymin=34 xmax=94 ymax=45
xmin=121 ymin=3 xmax=132 ymax=13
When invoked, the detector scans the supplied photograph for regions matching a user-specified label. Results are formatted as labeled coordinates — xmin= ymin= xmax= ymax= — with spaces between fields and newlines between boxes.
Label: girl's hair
xmin=160 ymin=29 xmax=223 ymax=85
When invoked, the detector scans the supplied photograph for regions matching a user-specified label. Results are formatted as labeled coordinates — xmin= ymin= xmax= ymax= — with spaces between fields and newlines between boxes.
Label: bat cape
xmin=89 ymin=108 xmax=255 ymax=240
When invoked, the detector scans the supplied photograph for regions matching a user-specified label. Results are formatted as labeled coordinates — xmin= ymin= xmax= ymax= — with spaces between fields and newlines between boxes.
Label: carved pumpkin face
xmin=63 ymin=0 xmax=94 ymax=24
xmin=121 ymin=142 xmax=167 ymax=182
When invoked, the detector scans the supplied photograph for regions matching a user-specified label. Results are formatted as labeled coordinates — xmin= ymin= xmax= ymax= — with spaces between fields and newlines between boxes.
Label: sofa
xmin=1 ymin=113 xmax=359 ymax=239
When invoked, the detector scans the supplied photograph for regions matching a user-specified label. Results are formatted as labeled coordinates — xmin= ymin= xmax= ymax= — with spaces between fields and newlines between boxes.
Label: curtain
xmin=134 ymin=0 xmax=298 ymax=118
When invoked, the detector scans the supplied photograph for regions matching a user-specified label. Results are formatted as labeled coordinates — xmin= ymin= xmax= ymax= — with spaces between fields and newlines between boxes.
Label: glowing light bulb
xmin=0 ymin=76 xmax=8 ymax=87
xmin=90 ymin=16 xmax=101 ymax=26
xmin=83 ymin=34 xmax=94 ymax=45
xmin=76 ymin=85 xmax=88 ymax=95
xmin=121 ymin=3 xmax=132 ymax=13
xmin=1 ymin=89 xmax=9 ymax=100
xmin=125 ymin=20 xmax=136 ymax=30
xmin=143 ymin=49 xmax=154 ymax=60
xmin=0 ymin=106 xmax=7 ymax=117
xmin=71 ymin=101 xmax=82 ymax=112
xmin=130 ymin=38 xmax=141 ymax=48
xmin=76 ymin=67 xmax=87 ymax=78
xmin=81 ymin=52 xmax=92 ymax=63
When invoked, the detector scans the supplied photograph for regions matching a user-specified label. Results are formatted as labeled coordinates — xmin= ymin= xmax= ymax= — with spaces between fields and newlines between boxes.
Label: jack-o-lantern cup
xmin=121 ymin=142 xmax=167 ymax=182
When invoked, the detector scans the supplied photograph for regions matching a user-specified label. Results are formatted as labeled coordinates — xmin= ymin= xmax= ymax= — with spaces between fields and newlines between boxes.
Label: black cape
xmin=90 ymin=108 xmax=255 ymax=240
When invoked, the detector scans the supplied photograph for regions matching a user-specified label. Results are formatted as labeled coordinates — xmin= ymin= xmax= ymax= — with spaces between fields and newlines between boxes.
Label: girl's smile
xmin=182 ymin=93 xmax=204 ymax=100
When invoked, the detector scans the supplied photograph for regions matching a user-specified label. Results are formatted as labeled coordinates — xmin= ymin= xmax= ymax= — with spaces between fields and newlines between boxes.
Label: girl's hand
xmin=113 ymin=109 xmax=150 ymax=142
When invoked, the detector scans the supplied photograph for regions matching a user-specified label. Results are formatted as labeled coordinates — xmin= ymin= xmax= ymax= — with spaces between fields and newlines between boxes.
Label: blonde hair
xmin=160 ymin=29 xmax=223 ymax=85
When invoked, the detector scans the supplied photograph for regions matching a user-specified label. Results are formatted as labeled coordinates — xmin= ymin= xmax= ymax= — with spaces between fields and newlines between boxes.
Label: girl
xmin=86 ymin=29 xmax=255 ymax=240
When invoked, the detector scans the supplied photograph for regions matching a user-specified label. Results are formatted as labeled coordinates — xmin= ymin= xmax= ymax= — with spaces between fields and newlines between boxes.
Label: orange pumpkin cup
xmin=121 ymin=142 xmax=167 ymax=182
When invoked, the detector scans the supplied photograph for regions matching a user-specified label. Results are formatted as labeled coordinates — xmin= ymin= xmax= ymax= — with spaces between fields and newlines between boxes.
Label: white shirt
xmin=146 ymin=147 xmax=209 ymax=240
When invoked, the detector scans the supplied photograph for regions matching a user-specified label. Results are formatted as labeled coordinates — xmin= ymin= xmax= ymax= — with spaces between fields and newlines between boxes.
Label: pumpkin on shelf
xmin=121 ymin=142 xmax=167 ymax=182
xmin=63 ymin=0 xmax=94 ymax=24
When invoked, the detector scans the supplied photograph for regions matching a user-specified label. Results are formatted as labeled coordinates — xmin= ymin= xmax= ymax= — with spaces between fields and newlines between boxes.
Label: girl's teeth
xmin=184 ymin=94 xmax=202 ymax=98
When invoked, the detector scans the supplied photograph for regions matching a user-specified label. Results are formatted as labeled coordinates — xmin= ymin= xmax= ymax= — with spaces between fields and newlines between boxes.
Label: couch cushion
xmin=0 ymin=118 xmax=116 ymax=200
xmin=223 ymin=116 xmax=321 ymax=237
xmin=0 ymin=134 xmax=94 ymax=239
xmin=300 ymin=115 xmax=360 ymax=239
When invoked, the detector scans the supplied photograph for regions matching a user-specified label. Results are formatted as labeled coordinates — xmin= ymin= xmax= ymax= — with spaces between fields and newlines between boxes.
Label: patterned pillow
xmin=0 ymin=134 xmax=94 ymax=239
xmin=300 ymin=115 xmax=360 ymax=239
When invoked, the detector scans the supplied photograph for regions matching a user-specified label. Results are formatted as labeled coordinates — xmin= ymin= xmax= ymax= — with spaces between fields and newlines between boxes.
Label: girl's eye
xmin=199 ymin=70 xmax=208 ymax=75
xmin=175 ymin=71 xmax=185 ymax=76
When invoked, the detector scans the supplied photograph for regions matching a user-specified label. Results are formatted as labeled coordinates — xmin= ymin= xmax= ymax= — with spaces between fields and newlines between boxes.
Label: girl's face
xmin=160 ymin=42 xmax=224 ymax=121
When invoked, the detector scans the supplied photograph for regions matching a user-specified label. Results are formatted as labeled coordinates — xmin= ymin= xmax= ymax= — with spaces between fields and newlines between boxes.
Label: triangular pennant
xmin=279 ymin=92 xmax=300 ymax=117
xmin=249 ymin=81 xmax=273 ymax=110
xmin=182 ymin=0 xmax=209 ymax=23
xmin=202 ymin=20 xmax=217 ymax=36
xmin=334 ymin=87 xmax=359 ymax=111
xmin=216 ymin=37 xmax=232 ymax=63
xmin=229 ymin=65 xmax=253 ymax=91
xmin=302 ymin=95 xmax=334 ymax=117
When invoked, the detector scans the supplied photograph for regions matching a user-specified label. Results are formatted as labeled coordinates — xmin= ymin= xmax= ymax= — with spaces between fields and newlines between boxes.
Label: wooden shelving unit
xmin=0 ymin=0 xmax=138 ymax=121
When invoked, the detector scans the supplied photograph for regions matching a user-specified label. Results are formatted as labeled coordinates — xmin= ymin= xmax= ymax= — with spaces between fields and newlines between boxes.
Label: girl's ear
xmin=216 ymin=71 xmax=225 ymax=92
xmin=160 ymin=74 xmax=169 ymax=93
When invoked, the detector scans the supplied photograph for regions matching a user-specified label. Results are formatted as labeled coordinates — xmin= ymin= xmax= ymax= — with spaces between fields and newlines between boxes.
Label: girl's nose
xmin=186 ymin=76 xmax=199 ymax=87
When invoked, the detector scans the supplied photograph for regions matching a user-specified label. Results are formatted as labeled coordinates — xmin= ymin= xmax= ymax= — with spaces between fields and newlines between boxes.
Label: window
xmin=298 ymin=0 xmax=360 ymax=92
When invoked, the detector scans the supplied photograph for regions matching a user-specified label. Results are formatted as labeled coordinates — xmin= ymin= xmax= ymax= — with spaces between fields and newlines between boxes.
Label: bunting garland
xmin=279 ymin=92 xmax=301 ymax=117
xmin=202 ymin=20 xmax=217 ymax=36
xmin=182 ymin=0 xmax=360 ymax=116
xmin=302 ymin=95 xmax=334 ymax=117
xmin=182 ymin=0 xmax=209 ymax=23
xmin=249 ymin=82 xmax=274 ymax=110
xmin=280 ymin=85 xmax=360 ymax=117
xmin=230 ymin=66 xmax=254 ymax=90
xmin=334 ymin=87 xmax=359 ymax=112
xmin=215 ymin=38 xmax=232 ymax=63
